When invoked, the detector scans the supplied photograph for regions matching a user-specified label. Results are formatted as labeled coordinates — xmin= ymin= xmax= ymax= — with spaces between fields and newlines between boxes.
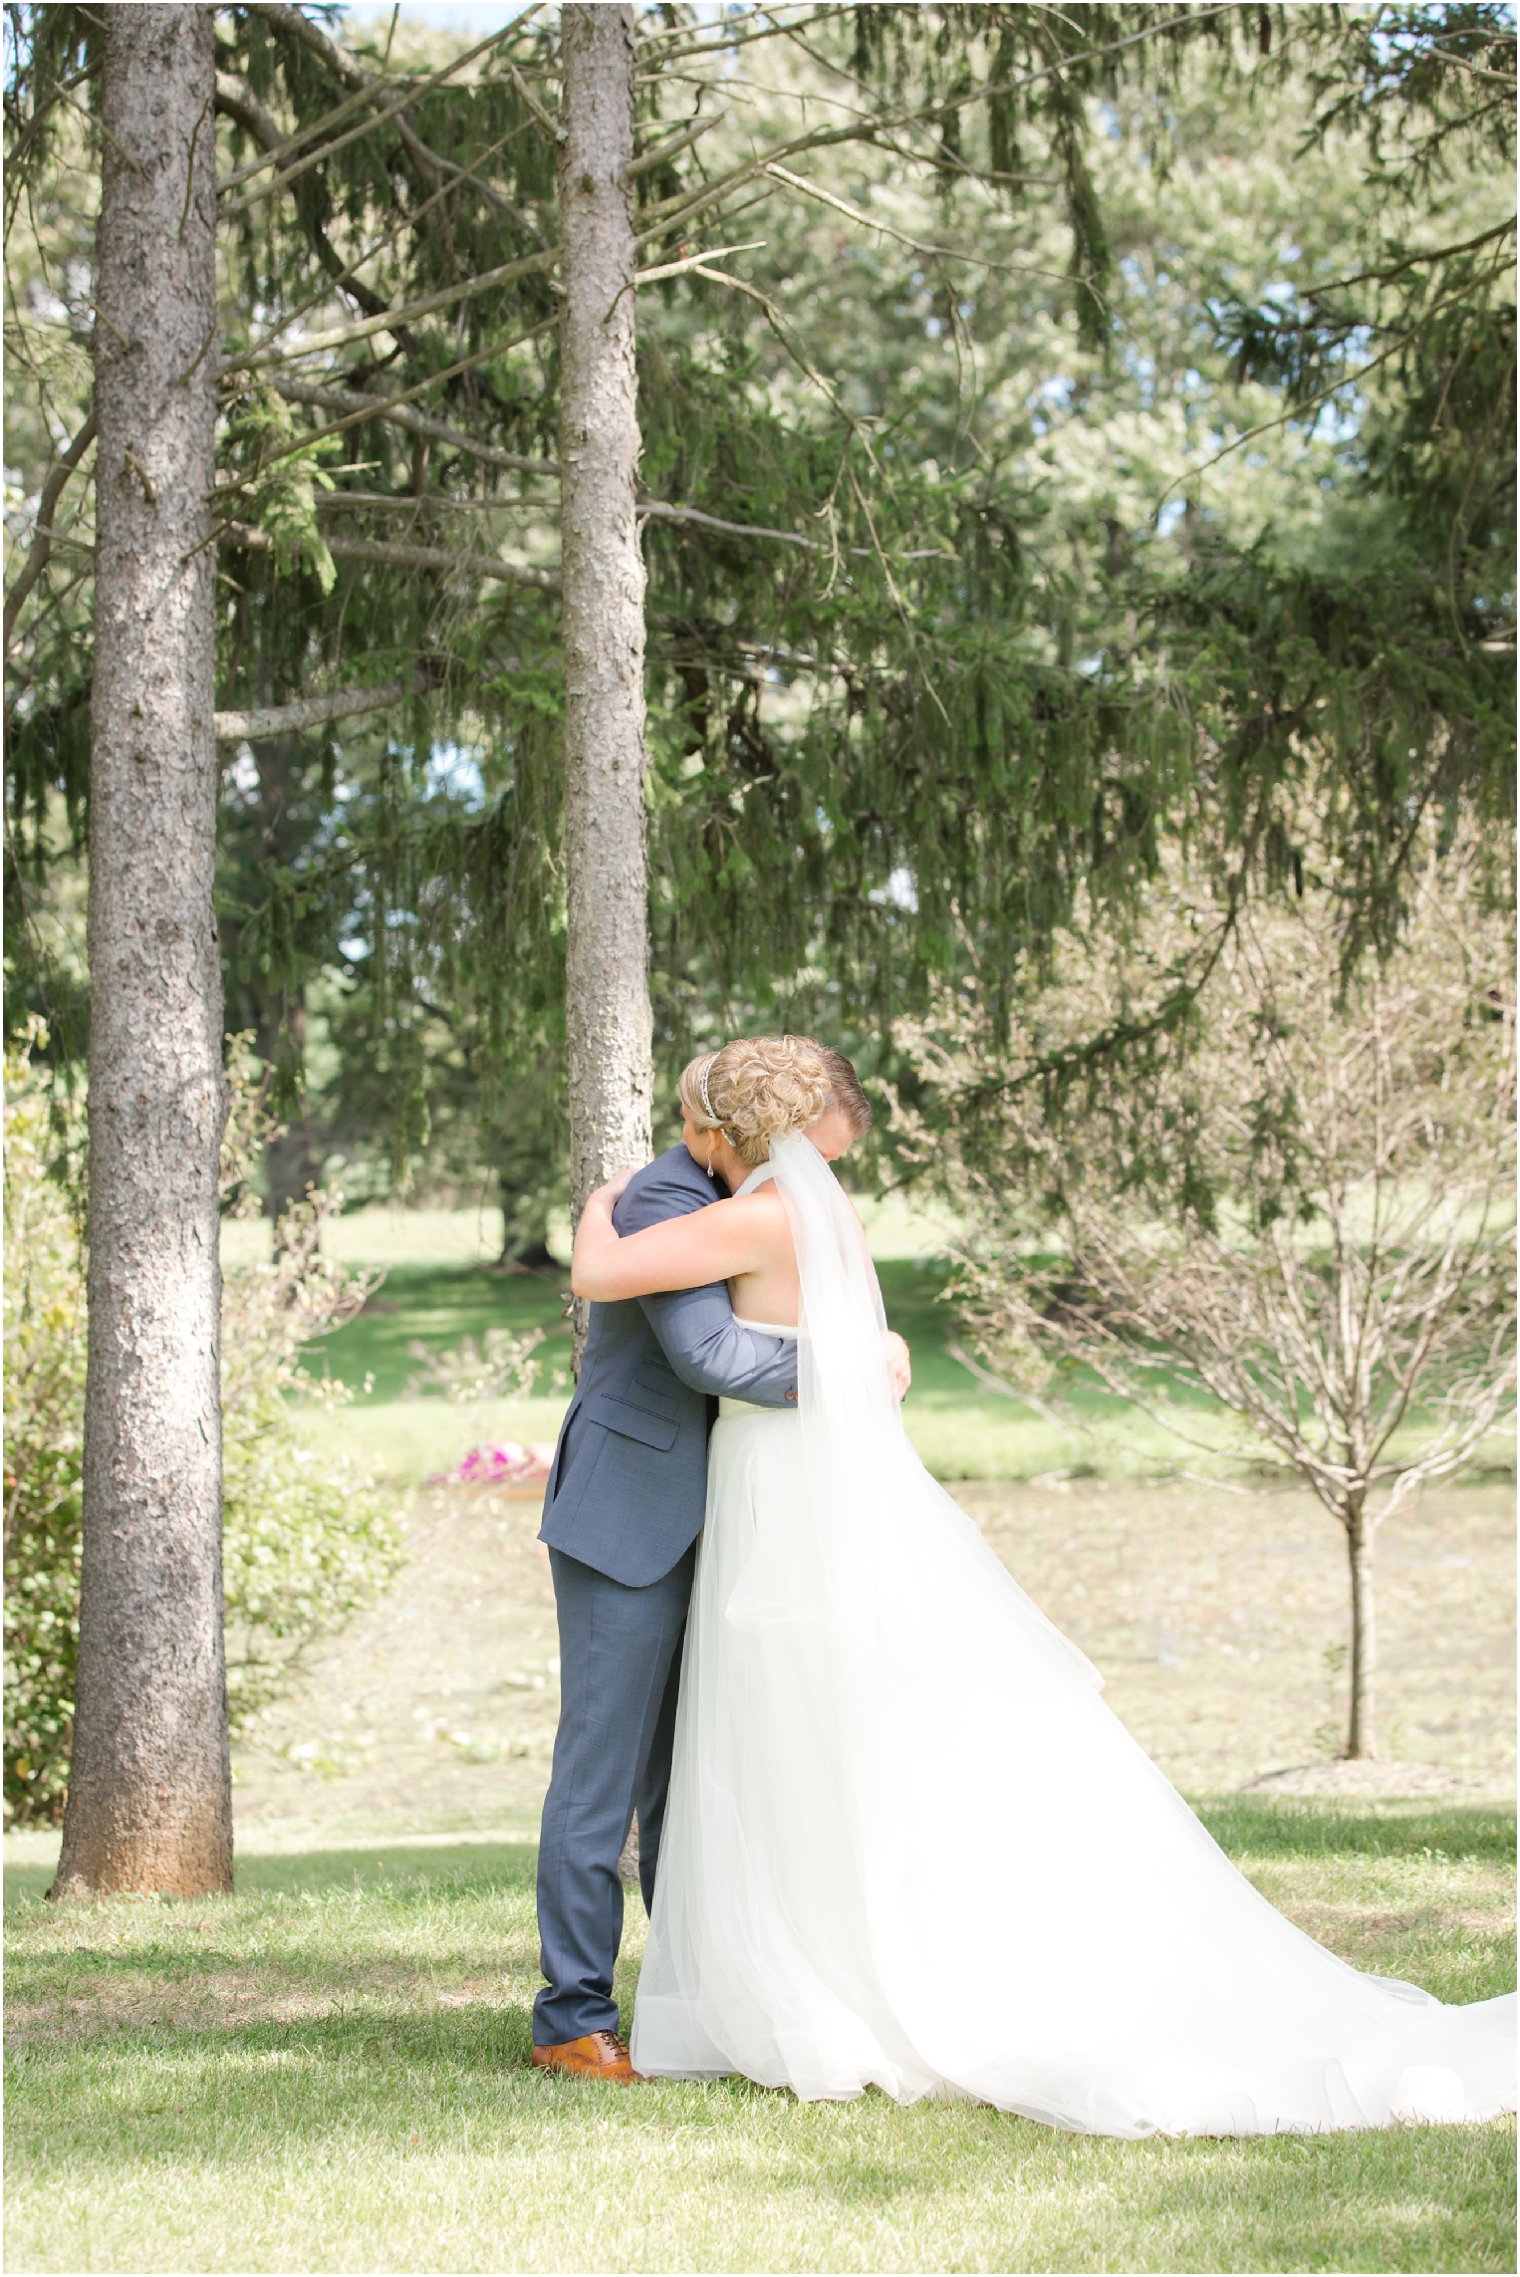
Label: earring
xmin=705 ymin=1149 xmax=716 ymax=1180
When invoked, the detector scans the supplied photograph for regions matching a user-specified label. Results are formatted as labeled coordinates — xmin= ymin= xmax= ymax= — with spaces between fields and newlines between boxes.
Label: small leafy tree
xmin=903 ymin=843 xmax=1515 ymax=1761
xmin=4 ymin=1034 xmax=402 ymax=1826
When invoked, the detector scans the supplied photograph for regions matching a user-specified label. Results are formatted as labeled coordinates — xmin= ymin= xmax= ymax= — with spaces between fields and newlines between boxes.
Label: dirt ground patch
xmin=222 ymin=1476 xmax=1514 ymax=1844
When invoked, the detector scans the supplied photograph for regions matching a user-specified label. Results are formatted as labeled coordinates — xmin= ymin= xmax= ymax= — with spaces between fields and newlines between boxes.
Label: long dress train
xmin=629 ymin=1136 xmax=1515 ymax=2137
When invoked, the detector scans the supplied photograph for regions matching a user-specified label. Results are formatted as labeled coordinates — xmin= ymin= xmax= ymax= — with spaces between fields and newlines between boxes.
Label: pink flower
xmin=428 ymin=1440 xmax=557 ymax=1489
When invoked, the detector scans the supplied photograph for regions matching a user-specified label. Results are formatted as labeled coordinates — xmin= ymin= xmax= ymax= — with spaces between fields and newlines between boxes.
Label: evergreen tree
xmin=48 ymin=4 xmax=231 ymax=1902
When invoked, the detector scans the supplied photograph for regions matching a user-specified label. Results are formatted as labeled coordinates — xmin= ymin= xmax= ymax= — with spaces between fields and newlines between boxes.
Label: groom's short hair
xmin=795 ymin=1039 xmax=872 ymax=1134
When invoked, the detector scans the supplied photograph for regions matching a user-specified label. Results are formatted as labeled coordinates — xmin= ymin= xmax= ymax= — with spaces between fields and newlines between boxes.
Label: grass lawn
xmin=7 ymin=1201 xmax=1508 ymax=2272
xmin=5 ymin=1801 xmax=1514 ymax=2275
xmin=240 ymin=1198 xmax=1516 ymax=1490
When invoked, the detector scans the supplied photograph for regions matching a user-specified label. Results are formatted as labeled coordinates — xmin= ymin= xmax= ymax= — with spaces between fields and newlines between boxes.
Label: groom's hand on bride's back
xmin=885 ymin=1330 xmax=911 ymax=1401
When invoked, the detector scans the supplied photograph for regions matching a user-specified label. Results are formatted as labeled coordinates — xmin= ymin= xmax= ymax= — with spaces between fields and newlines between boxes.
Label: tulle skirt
xmin=630 ymin=1404 xmax=1516 ymax=2137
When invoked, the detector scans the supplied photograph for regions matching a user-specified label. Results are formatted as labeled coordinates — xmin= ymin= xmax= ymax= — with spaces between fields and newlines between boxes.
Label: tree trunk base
xmin=496 ymin=1240 xmax=561 ymax=1274
xmin=47 ymin=1815 xmax=234 ymax=1901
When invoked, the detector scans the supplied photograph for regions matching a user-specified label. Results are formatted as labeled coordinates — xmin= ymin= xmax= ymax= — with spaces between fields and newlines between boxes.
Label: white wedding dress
xmin=629 ymin=1136 xmax=1516 ymax=2136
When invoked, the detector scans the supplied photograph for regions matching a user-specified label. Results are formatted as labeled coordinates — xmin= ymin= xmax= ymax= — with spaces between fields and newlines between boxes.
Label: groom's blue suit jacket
xmin=538 ymin=1144 xmax=799 ymax=1587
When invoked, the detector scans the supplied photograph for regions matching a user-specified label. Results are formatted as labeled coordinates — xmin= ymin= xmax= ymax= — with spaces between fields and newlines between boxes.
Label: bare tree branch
xmin=4 ymin=410 xmax=97 ymax=656
xmin=214 ymin=673 xmax=424 ymax=742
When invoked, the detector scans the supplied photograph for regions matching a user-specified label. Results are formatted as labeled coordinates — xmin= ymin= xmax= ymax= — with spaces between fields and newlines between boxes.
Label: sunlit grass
xmin=6 ymin=1802 xmax=1514 ymax=2275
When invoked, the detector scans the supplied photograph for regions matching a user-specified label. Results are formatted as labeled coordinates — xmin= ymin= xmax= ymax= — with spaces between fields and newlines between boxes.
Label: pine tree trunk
xmin=1345 ymin=1508 xmax=1378 ymax=1761
xmin=557 ymin=3 xmax=652 ymax=1236
xmin=50 ymin=5 xmax=231 ymax=1900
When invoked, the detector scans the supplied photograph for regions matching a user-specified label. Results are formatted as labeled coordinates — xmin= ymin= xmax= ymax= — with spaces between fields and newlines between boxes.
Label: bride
xmin=570 ymin=1034 xmax=1515 ymax=2137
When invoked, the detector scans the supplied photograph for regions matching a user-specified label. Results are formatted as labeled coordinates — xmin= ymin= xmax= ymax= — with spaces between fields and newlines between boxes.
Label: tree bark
xmin=557 ymin=3 xmax=653 ymax=1243
xmin=50 ymin=6 xmax=232 ymax=1900
xmin=1345 ymin=1507 xmax=1378 ymax=1761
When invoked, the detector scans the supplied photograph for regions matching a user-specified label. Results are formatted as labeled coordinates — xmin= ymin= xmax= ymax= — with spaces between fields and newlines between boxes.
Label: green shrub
xmin=3 ymin=1031 xmax=402 ymax=1826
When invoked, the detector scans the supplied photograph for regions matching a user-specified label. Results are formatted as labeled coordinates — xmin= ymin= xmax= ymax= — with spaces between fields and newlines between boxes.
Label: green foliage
xmin=2 ymin=1035 xmax=402 ymax=1826
xmin=1 ymin=1028 xmax=85 ymax=1829
xmin=4 ymin=3 xmax=1514 ymax=1200
xmin=221 ymin=382 xmax=339 ymax=594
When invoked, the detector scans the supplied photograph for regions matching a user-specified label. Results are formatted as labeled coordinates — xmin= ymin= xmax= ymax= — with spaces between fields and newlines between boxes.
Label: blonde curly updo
xmin=678 ymin=1035 xmax=830 ymax=1168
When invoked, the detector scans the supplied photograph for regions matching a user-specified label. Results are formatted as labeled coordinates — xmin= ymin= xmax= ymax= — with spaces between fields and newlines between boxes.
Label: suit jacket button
xmin=785 ymin=1388 xmax=797 ymax=1403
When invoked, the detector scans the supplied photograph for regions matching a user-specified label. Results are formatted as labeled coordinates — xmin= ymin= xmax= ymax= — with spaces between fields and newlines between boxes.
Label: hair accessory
xmin=698 ymin=1053 xmax=718 ymax=1124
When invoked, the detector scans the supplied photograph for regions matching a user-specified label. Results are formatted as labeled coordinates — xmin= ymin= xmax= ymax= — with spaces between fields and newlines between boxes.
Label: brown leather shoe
xmin=531 ymin=2030 xmax=641 ymax=2083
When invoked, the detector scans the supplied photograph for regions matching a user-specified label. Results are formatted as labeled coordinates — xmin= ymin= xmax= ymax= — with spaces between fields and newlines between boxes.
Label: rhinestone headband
xmin=697 ymin=1053 xmax=719 ymax=1123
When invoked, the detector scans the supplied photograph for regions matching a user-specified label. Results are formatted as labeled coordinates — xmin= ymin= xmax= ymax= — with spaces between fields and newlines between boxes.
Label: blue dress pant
xmin=533 ymin=1541 xmax=695 ymax=2045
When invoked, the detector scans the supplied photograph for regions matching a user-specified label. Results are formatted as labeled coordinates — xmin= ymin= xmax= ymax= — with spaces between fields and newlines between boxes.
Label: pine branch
xmin=625 ymin=111 xmax=722 ymax=180
xmin=213 ymin=674 xmax=425 ymax=743
xmin=234 ymin=246 xmax=555 ymax=371
xmin=216 ymin=68 xmax=382 ymax=197
xmin=241 ymin=3 xmax=528 ymax=221
xmin=3 ymin=410 xmax=97 ymax=657
xmin=690 ymin=261 xmax=885 ymax=476
xmin=225 ymin=120 xmax=541 ymax=391
xmin=763 ymin=162 xmax=1080 ymax=292
xmin=638 ymin=501 xmax=813 ymax=547
xmin=1152 ymin=273 xmax=1497 ymax=513
xmin=214 ymin=75 xmax=412 ymax=343
xmin=640 ymin=6 xmax=1237 ymax=255
xmin=215 ymin=314 xmax=558 ymax=493
xmin=1303 ymin=214 xmax=1517 ymax=301
xmin=635 ymin=4 xmax=855 ymax=70
xmin=270 ymin=379 xmax=559 ymax=478
xmin=218 ymin=522 xmax=560 ymax=589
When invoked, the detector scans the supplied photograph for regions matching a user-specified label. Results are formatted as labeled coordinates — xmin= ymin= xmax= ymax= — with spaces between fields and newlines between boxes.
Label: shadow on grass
xmin=9 ymin=1805 xmax=1512 ymax=1919
xmin=5 ymin=1815 xmax=1514 ymax=2276
xmin=5 ymin=1838 xmax=540 ymax=1914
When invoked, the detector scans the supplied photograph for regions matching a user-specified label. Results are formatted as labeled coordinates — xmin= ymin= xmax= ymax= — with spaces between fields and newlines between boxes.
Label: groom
xmin=530 ymin=1045 xmax=880 ymax=2080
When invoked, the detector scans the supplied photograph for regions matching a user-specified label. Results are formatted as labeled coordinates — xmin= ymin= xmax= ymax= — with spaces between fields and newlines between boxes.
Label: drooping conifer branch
xmin=269 ymin=381 xmax=558 ymax=477
xmin=218 ymin=523 xmax=560 ymax=589
xmin=241 ymin=3 xmax=534 ymax=220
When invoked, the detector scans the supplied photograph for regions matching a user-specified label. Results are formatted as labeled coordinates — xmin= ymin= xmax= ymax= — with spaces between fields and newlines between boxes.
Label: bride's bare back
xmin=725 ymin=1182 xmax=801 ymax=1326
